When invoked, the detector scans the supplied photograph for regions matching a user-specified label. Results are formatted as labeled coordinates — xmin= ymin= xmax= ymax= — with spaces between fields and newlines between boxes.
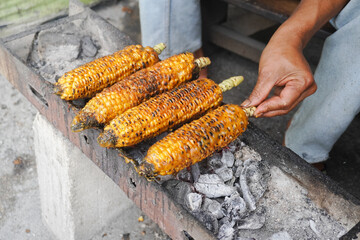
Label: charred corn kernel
xmin=71 ymin=53 xmax=211 ymax=132
xmin=54 ymin=43 xmax=166 ymax=100
xmin=97 ymin=76 xmax=243 ymax=148
xmin=137 ymin=104 xmax=250 ymax=179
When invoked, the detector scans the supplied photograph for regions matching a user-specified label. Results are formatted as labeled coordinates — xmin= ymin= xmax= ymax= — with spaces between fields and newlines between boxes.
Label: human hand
xmin=241 ymin=40 xmax=317 ymax=117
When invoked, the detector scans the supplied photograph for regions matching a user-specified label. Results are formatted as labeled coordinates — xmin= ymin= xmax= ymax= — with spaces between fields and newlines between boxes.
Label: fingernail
xmin=255 ymin=113 xmax=263 ymax=118
xmin=241 ymin=99 xmax=251 ymax=107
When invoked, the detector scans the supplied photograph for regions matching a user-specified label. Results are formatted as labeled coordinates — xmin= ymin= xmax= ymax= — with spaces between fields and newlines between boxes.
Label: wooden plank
xmin=208 ymin=24 xmax=265 ymax=63
xmin=221 ymin=0 xmax=334 ymax=37
xmin=222 ymin=0 xmax=299 ymax=22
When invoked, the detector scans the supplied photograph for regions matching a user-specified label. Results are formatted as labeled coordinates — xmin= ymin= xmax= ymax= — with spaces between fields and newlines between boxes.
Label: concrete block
xmin=33 ymin=113 xmax=133 ymax=240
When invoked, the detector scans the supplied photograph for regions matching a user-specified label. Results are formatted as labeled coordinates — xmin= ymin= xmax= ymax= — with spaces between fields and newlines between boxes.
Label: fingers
xmin=241 ymin=71 xmax=275 ymax=107
xmin=256 ymin=81 xmax=317 ymax=117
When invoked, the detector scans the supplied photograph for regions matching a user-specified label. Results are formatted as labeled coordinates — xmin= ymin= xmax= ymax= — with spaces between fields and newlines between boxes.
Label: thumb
xmin=241 ymin=72 xmax=275 ymax=107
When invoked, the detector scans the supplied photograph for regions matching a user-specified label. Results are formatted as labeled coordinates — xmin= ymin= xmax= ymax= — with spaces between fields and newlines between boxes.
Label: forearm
xmin=270 ymin=0 xmax=349 ymax=49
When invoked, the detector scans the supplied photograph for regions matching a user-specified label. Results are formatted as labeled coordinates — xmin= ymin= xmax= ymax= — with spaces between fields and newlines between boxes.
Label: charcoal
xmin=227 ymin=176 xmax=237 ymax=187
xmin=162 ymin=179 xmax=192 ymax=204
xmin=217 ymin=221 xmax=235 ymax=240
xmin=222 ymin=192 xmax=247 ymax=222
xmin=221 ymin=150 xmax=235 ymax=167
xmin=234 ymin=151 xmax=244 ymax=164
xmin=185 ymin=193 xmax=202 ymax=211
xmin=177 ymin=168 xmax=193 ymax=183
xmin=38 ymin=31 xmax=81 ymax=62
xmin=192 ymin=210 xmax=219 ymax=234
xmin=241 ymin=146 xmax=262 ymax=162
xmin=309 ymin=220 xmax=321 ymax=238
xmin=244 ymin=160 xmax=270 ymax=202
xmin=234 ymin=165 xmax=242 ymax=178
xmin=194 ymin=174 xmax=236 ymax=198
xmin=239 ymin=159 xmax=257 ymax=211
xmin=267 ymin=231 xmax=293 ymax=240
xmin=81 ymin=36 xmax=98 ymax=58
xmin=191 ymin=163 xmax=201 ymax=182
xmin=227 ymin=139 xmax=240 ymax=153
xmin=207 ymin=152 xmax=223 ymax=170
xmin=207 ymin=200 xmax=224 ymax=219
xmin=201 ymin=198 xmax=213 ymax=211
xmin=215 ymin=166 xmax=233 ymax=182
xmin=237 ymin=206 xmax=266 ymax=230
xmin=218 ymin=216 xmax=230 ymax=227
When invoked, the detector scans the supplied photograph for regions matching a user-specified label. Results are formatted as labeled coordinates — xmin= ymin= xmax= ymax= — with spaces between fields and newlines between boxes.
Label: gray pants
xmin=139 ymin=0 xmax=202 ymax=59
xmin=139 ymin=0 xmax=360 ymax=164
xmin=285 ymin=0 xmax=360 ymax=163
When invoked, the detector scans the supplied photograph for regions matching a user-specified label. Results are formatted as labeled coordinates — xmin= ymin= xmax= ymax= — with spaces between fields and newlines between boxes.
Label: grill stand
xmin=0 ymin=0 xmax=359 ymax=239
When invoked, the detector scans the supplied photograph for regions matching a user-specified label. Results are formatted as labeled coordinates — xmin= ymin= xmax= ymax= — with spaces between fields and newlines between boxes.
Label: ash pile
xmin=27 ymin=21 xmax=110 ymax=84
xmin=159 ymin=138 xmax=346 ymax=240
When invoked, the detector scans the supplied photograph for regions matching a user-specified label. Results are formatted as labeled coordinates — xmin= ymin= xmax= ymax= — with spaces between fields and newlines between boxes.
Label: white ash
xmin=163 ymin=140 xmax=346 ymax=239
xmin=267 ymin=231 xmax=293 ymax=240
xmin=185 ymin=193 xmax=202 ymax=211
xmin=234 ymin=165 xmax=242 ymax=178
xmin=234 ymin=166 xmax=347 ymax=239
xmin=194 ymin=174 xmax=237 ymax=198
xmin=28 ymin=21 xmax=107 ymax=84
xmin=215 ymin=166 xmax=233 ymax=182
xmin=237 ymin=146 xmax=262 ymax=162
xmin=237 ymin=206 xmax=266 ymax=230
xmin=241 ymin=159 xmax=270 ymax=203
xmin=203 ymin=198 xmax=224 ymax=219
xmin=221 ymin=192 xmax=247 ymax=222
xmin=221 ymin=150 xmax=235 ymax=167
xmin=309 ymin=219 xmax=322 ymax=238
xmin=239 ymin=159 xmax=257 ymax=211
xmin=218 ymin=219 xmax=235 ymax=240
xmin=192 ymin=210 xmax=219 ymax=235
xmin=81 ymin=35 xmax=98 ymax=58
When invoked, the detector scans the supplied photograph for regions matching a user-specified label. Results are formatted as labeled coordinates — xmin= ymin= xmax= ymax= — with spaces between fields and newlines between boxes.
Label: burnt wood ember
xmin=1 ymin=5 xmax=360 ymax=240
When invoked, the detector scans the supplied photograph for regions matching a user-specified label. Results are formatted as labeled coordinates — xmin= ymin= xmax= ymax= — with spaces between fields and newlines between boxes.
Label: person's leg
xmin=285 ymin=1 xmax=360 ymax=164
xmin=139 ymin=0 xmax=202 ymax=59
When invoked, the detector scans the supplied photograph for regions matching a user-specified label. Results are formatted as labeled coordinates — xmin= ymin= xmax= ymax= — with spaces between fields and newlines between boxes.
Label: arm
xmin=241 ymin=0 xmax=349 ymax=117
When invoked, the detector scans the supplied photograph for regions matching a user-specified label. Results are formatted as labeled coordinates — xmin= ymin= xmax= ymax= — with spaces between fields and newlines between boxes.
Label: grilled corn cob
xmin=54 ymin=43 xmax=166 ymax=100
xmin=97 ymin=76 xmax=243 ymax=148
xmin=137 ymin=104 xmax=255 ymax=179
xmin=71 ymin=53 xmax=211 ymax=132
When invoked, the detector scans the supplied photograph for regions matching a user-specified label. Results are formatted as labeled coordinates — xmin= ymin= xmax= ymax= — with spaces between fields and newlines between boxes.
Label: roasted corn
xmin=97 ymin=76 xmax=243 ymax=148
xmin=137 ymin=104 xmax=255 ymax=179
xmin=71 ymin=53 xmax=211 ymax=132
xmin=54 ymin=43 xmax=165 ymax=100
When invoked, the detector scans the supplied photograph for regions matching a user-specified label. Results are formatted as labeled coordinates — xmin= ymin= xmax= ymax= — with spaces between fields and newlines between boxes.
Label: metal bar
xmin=208 ymin=24 xmax=265 ymax=63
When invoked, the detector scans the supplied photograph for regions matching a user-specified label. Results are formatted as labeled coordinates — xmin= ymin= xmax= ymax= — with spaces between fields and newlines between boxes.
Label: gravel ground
xmin=0 ymin=0 xmax=359 ymax=239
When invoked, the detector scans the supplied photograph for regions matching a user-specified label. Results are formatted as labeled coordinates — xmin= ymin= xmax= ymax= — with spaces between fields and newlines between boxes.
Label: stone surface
xmin=33 ymin=113 xmax=133 ymax=239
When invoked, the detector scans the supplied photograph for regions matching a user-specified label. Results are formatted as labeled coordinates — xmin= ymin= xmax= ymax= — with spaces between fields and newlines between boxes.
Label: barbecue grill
xmin=0 ymin=1 xmax=359 ymax=239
